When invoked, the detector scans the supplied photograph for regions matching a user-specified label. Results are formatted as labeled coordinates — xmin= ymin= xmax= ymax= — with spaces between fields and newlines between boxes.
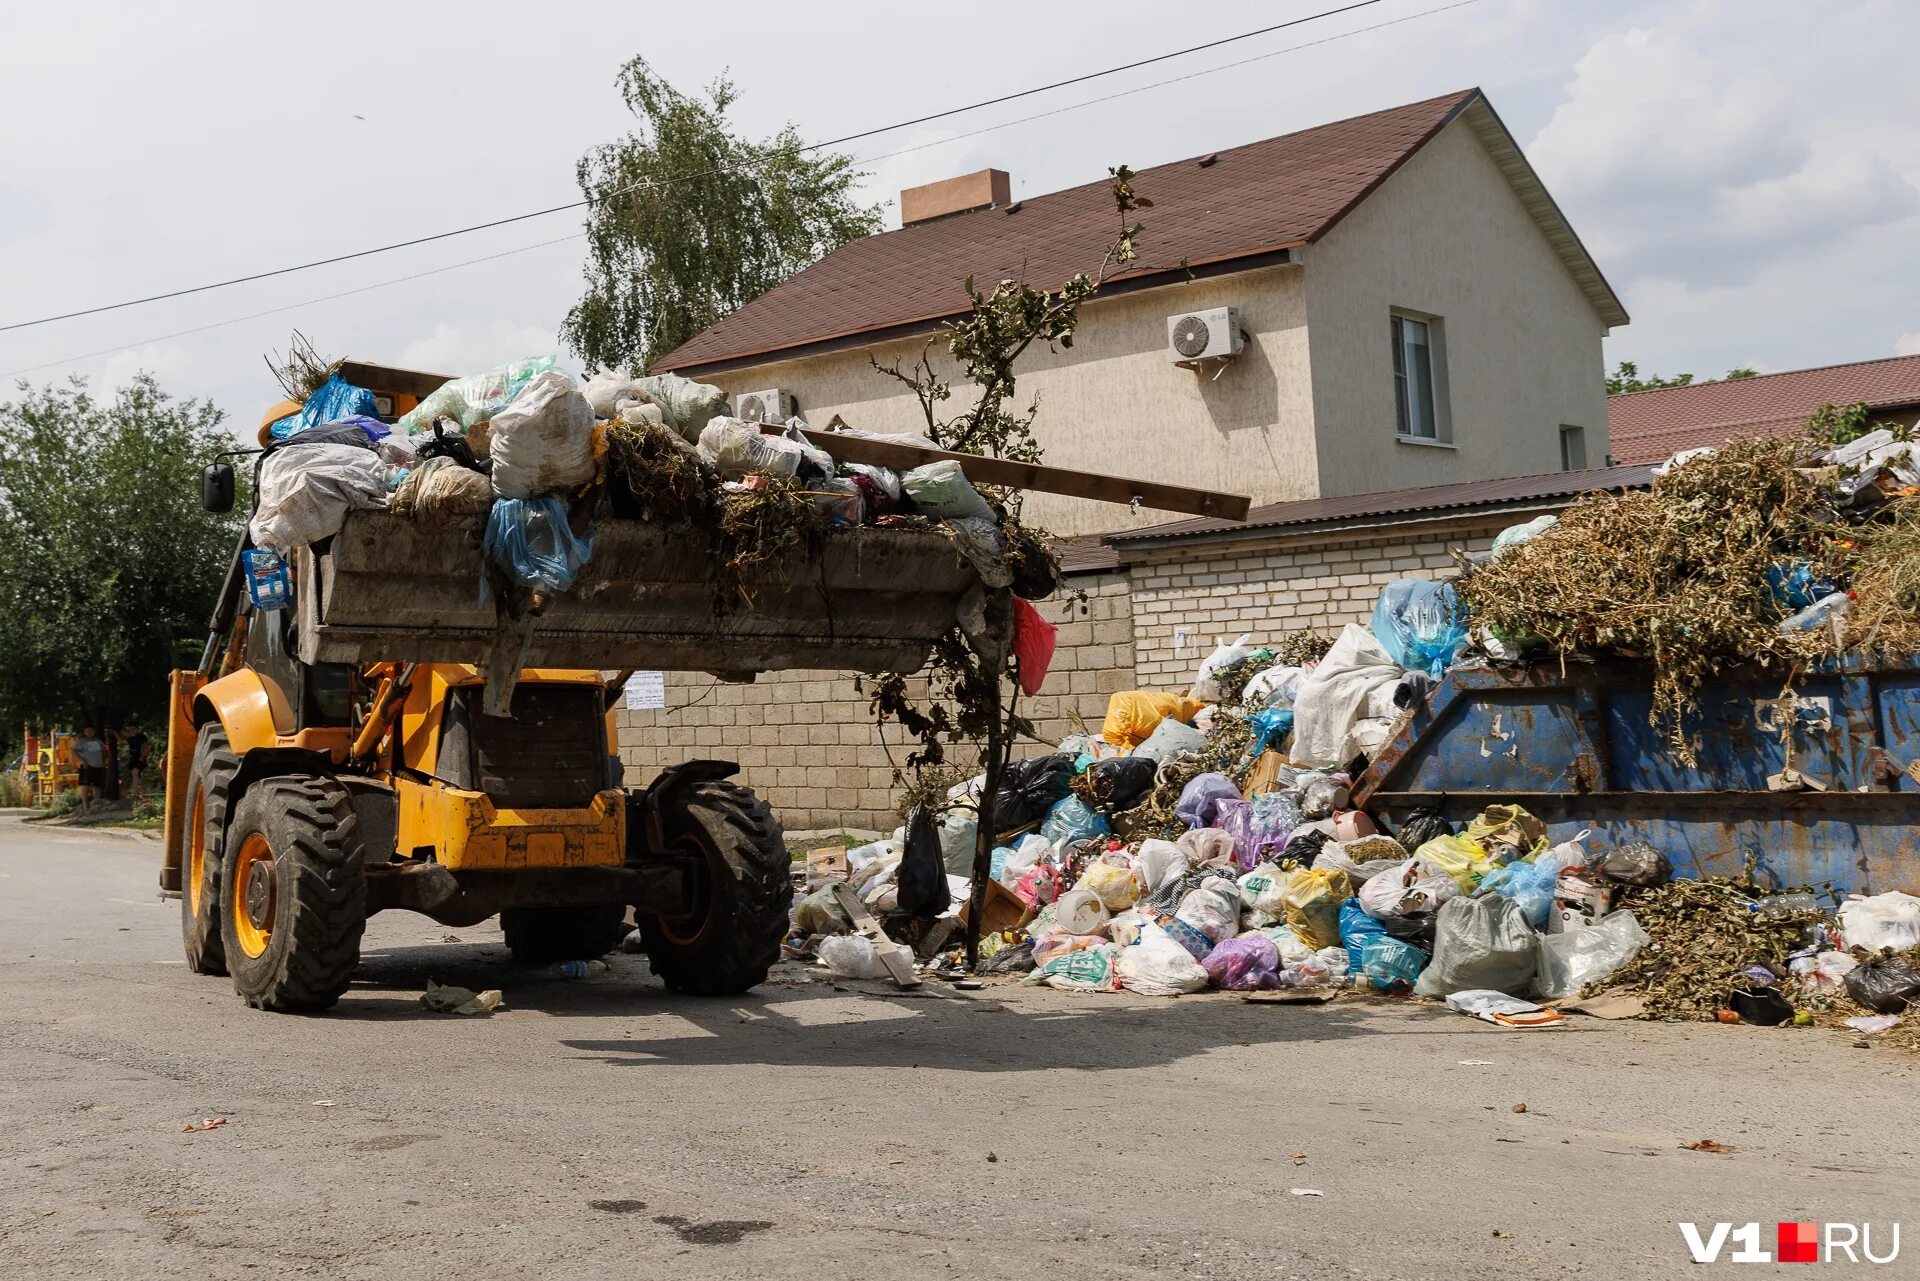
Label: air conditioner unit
xmin=1166 ymin=306 xmax=1244 ymax=365
xmin=734 ymin=388 xmax=796 ymax=423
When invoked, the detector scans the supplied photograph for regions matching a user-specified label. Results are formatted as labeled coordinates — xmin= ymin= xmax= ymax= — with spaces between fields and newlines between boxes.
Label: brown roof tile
xmin=1607 ymin=355 xmax=1920 ymax=465
xmin=654 ymin=89 xmax=1485 ymax=373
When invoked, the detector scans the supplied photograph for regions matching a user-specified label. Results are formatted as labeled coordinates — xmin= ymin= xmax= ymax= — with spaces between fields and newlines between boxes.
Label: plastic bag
xmin=1535 ymin=909 xmax=1649 ymax=999
xmin=1290 ymin=624 xmax=1405 ymax=767
xmin=269 ymin=371 xmax=380 ymax=440
xmin=1480 ymin=860 xmax=1560 ymax=930
xmin=1086 ymin=757 xmax=1157 ymax=814
xmin=1491 ymin=514 xmax=1557 ymax=554
xmin=1118 ymin=922 xmax=1211 ymax=996
xmin=1159 ymin=916 xmax=1214 ymax=962
xmin=1011 ymin=597 xmax=1057 ymax=697
xmin=250 ymin=444 xmax=392 ymax=554
xmin=1027 ymin=942 xmax=1122 ymax=992
xmin=484 ymin=495 xmax=595 ymax=596
xmin=1370 ymin=579 xmax=1469 ymax=678
xmin=390 ymin=455 xmax=495 ymax=523
xmin=992 ymin=755 xmax=1077 ymax=834
xmin=398 ymin=355 xmax=562 ymax=433
xmin=1247 ymin=707 xmax=1295 ymax=757
xmin=1242 ymin=664 xmax=1304 ymax=710
xmin=1282 ymin=867 xmax=1352 ymax=950
xmin=901 ymin=460 xmax=992 ymax=519
xmin=1174 ymin=876 xmax=1241 ymax=943
xmin=1236 ymin=864 xmax=1290 ymax=929
xmin=1176 ymin=827 xmax=1237 ymax=870
xmin=793 ymin=886 xmax=853 ymax=935
xmin=1134 ymin=715 xmax=1207 ymax=764
xmin=1789 ymin=949 xmax=1857 ymax=997
xmin=818 ymin=935 xmax=912 ymax=980
xmin=1598 ymin=841 xmax=1673 ymax=887
xmin=1176 ymin=774 xmax=1241 ymax=830
xmin=1132 ymin=839 xmax=1189 ymax=911
xmin=1413 ymin=834 xmax=1495 ymax=892
xmin=1359 ymin=857 xmax=1458 ymax=922
xmin=1413 ymin=895 xmax=1540 ymax=998
xmin=1101 ymin=691 xmax=1202 ymax=748
xmin=1393 ymin=805 xmax=1453 ymax=856
xmin=1190 ymin=634 xmax=1255 ymax=702
xmin=1339 ymin=897 xmax=1387 ymax=973
xmin=1361 ymin=936 xmax=1429 ymax=991
xmin=626 ymin=372 xmax=727 ymax=440
xmin=1837 ymin=891 xmax=1920 ymax=954
xmin=1845 ymin=954 xmax=1920 ymax=1013
xmin=1258 ymin=925 xmax=1313 ymax=969
xmin=938 ymin=809 xmax=980 ymax=876
xmin=487 ymin=371 xmax=596 ymax=499
xmin=1012 ymin=862 xmax=1060 ymax=909
xmin=1298 ymin=774 xmax=1347 ymax=821
xmin=998 ymin=833 xmax=1053 ymax=885
xmin=896 ymin=806 xmax=950 ymax=917
xmin=1079 ymin=860 xmax=1142 ymax=912
xmin=1465 ymin=804 xmax=1549 ymax=860
xmin=1203 ymin=933 xmax=1284 ymax=990
xmin=1039 ymin=796 xmax=1109 ymax=851
xmin=698 ymin=418 xmax=806 ymax=479
xmin=1315 ymin=835 xmax=1406 ymax=886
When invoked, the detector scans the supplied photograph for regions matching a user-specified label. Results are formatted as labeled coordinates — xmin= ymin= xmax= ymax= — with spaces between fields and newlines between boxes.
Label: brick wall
xmin=1125 ymin=513 xmax=1523 ymax=685
xmin=615 ymin=570 xmax=1136 ymax=832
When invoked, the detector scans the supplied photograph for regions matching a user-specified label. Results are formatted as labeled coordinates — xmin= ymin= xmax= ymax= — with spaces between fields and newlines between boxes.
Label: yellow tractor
xmin=159 ymin=362 xmax=982 ymax=1011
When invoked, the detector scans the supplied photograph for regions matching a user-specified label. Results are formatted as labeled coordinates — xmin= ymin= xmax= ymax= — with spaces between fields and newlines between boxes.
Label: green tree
xmin=0 ymin=374 xmax=240 ymax=734
xmin=1607 ymin=361 xmax=1761 ymax=394
xmin=563 ymin=57 xmax=883 ymax=373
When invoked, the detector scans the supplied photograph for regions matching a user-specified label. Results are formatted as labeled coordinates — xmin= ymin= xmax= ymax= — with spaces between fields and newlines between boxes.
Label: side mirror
xmin=201 ymin=462 xmax=235 ymax=513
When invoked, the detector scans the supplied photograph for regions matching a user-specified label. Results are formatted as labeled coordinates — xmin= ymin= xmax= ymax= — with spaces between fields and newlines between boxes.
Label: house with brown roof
xmin=1608 ymin=354 xmax=1920 ymax=465
xmin=654 ymin=87 xmax=1629 ymax=536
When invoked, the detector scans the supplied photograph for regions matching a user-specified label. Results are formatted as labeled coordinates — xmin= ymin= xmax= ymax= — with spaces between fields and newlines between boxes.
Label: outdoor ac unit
xmin=734 ymin=388 xmax=796 ymax=423
xmin=1166 ymin=307 xmax=1244 ymax=364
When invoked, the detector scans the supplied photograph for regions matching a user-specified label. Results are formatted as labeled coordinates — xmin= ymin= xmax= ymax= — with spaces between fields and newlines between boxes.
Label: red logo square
xmin=1777 ymin=1221 xmax=1818 ymax=1263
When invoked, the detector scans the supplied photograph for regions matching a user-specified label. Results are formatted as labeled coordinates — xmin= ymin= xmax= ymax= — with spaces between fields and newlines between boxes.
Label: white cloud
xmin=96 ymin=344 xmax=185 ymax=393
xmin=397 ymin=321 xmax=562 ymax=378
xmin=1897 ymin=333 xmax=1920 ymax=357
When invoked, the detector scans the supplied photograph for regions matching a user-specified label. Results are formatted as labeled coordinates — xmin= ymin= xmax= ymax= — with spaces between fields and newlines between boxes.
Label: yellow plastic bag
xmin=1414 ymin=834 xmax=1496 ymax=892
xmin=1465 ymin=804 xmax=1549 ymax=859
xmin=1101 ymin=691 xmax=1203 ymax=748
xmin=1282 ymin=867 xmax=1352 ymax=950
xmin=1079 ymin=860 xmax=1142 ymax=912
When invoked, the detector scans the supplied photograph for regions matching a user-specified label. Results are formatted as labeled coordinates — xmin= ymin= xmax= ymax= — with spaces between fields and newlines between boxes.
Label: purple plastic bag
xmin=1176 ymin=772 xmax=1242 ymax=829
xmin=1217 ymin=794 xmax=1300 ymax=870
xmin=1203 ymin=934 xmax=1283 ymax=990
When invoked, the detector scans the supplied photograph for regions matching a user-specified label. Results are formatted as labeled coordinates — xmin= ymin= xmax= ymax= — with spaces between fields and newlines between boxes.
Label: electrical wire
xmin=0 ymin=0 xmax=1389 ymax=335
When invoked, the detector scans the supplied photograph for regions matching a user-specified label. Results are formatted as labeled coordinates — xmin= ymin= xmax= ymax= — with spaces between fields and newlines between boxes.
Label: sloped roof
xmin=1106 ymin=464 xmax=1655 ymax=548
xmin=1608 ymin=355 xmax=1920 ymax=465
xmin=654 ymin=88 xmax=1625 ymax=374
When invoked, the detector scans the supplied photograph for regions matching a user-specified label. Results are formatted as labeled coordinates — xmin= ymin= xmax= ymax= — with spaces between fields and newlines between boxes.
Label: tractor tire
xmin=501 ymin=905 xmax=629 ymax=965
xmin=637 ymin=780 xmax=792 ymax=996
xmin=179 ymin=723 xmax=237 ymax=976
xmin=218 ymin=775 xmax=367 ymax=1012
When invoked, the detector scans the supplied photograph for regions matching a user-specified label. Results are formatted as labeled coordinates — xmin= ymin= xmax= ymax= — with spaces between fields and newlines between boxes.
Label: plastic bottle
xmin=551 ymin=959 xmax=610 ymax=979
xmin=1753 ymin=891 xmax=1818 ymax=918
xmin=1778 ymin=591 xmax=1850 ymax=634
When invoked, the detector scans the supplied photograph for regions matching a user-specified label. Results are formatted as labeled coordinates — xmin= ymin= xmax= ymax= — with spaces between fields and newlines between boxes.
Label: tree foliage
xmin=563 ymin=57 xmax=883 ymax=373
xmin=1607 ymin=360 xmax=1760 ymax=394
xmin=0 ymin=375 xmax=240 ymax=731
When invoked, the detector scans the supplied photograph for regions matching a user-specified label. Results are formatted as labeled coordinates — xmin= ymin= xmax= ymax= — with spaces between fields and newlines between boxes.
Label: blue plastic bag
xmin=1176 ymin=773 xmax=1241 ymax=829
xmin=1766 ymin=561 xmax=1837 ymax=612
xmin=1361 ymin=935 xmax=1429 ymax=990
xmin=270 ymin=372 xmax=379 ymax=441
xmin=1370 ymin=579 xmax=1469 ymax=677
xmin=1248 ymin=706 xmax=1295 ymax=756
xmin=483 ymin=495 xmax=595 ymax=596
xmin=1479 ymin=860 xmax=1559 ymax=930
xmin=1038 ymin=795 xmax=1109 ymax=850
xmin=243 ymin=548 xmax=292 ymax=611
xmin=1338 ymin=896 xmax=1386 ymax=974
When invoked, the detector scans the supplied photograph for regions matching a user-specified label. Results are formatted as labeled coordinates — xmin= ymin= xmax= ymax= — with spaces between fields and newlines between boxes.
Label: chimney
xmin=900 ymin=168 xmax=1011 ymax=226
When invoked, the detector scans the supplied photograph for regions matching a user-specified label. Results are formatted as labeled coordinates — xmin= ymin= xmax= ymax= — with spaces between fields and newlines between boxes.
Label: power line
xmin=0 ymin=0 xmax=1388 ymax=336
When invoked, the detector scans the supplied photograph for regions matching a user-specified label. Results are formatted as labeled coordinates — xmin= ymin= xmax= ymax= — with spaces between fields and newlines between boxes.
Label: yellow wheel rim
xmin=187 ymin=786 xmax=206 ymax=915
xmin=230 ymin=833 xmax=275 ymax=959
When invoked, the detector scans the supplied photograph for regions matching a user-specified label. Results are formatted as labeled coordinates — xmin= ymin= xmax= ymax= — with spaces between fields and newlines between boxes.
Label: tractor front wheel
xmin=218 ymin=776 xmax=367 ymax=1012
xmin=636 ymin=781 xmax=792 ymax=996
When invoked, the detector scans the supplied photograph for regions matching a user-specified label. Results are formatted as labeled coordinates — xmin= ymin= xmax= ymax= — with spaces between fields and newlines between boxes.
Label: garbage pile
xmin=242 ymin=355 xmax=1043 ymax=609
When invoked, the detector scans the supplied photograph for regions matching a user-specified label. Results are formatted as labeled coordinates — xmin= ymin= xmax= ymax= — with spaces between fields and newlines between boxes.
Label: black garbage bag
xmin=1380 ymin=909 xmax=1439 ymax=948
xmin=896 ymin=805 xmax=951 ymax=918
xmin=975 ymin=939 xmax=1037 ymax=975
xmin=1599 ymin=841 xmax=1673 ymax=887
xmin=1393 ymin=805 xmax=1453 ymax=856
xmin=1278 ymin=828 xmax=1333 ymax=868
xmin=1845 ymin=953 xmax=1920 ymax=1014
xmin=1086 ymin=756 xmax=1158 ymax=814
xmin=991 ymin=755 xmax=1076 ymax=834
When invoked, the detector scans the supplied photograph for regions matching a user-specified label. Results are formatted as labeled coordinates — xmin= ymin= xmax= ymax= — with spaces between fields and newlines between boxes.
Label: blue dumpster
xmin=1351 ymin=655 xmax=1920 ymax=897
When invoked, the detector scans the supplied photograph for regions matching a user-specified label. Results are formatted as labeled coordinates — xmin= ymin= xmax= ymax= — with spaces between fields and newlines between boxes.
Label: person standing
xmin=124 ymin=722 xmax=151 ymax=803
xmin=73 ymin=725 xmax=105 ymax=802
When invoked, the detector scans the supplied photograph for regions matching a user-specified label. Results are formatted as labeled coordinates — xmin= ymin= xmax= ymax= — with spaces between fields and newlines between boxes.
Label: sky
xmin=2 ymin=0 xmax=1917 ymax=436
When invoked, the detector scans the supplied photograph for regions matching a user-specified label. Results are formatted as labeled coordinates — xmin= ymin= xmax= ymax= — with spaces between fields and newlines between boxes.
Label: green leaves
xmin=0 ymin=374 xmax=240 ymax=731
xmin=562 ymin=57 xmax=883 ymax=373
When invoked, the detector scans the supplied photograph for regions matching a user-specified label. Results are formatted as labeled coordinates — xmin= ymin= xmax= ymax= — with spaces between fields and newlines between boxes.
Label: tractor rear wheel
xmin=501 ymin=905 xmax=629 ymax=964
xmin=179 ymin=723 xmax=237 ymax=976
xmin=637 ymin=781 xmax=791 ymax=995
xmin=218 ymin=775 xmax=367 ymax=1012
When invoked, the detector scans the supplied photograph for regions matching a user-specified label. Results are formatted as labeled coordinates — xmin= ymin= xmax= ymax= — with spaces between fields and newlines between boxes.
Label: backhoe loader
xmin=159 ymin=362 xmax=986 ymax=1012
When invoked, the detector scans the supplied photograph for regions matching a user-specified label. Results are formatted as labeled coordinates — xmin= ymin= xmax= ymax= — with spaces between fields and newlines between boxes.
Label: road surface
xmin=0 ymin=815 xmax=1914 ymax=1279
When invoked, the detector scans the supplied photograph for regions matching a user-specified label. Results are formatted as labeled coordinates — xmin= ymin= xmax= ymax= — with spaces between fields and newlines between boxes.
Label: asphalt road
xmin=1 ymin=814 xmax=1916 ymax=1280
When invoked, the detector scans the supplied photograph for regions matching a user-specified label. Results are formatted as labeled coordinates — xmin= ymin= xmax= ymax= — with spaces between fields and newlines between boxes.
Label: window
xmin=1392 ymin=312 xmax=1445 ymax=441
xmin=1560 ymin=424 xmax=1588 ymax=471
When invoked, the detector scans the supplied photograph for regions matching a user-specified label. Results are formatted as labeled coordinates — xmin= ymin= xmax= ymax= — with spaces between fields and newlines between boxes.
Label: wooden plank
xmin=828 ymin=883 xmax=922 ymax=988
xmin=797 ymin=429 xmax=1252 ymax=521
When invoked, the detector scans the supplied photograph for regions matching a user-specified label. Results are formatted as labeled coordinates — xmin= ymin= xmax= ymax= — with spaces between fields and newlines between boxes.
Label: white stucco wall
xmin=688 ymin=262 xmax=1321 ymax=537
xmin=1302 ymin=115 xmax=1612 ymax=495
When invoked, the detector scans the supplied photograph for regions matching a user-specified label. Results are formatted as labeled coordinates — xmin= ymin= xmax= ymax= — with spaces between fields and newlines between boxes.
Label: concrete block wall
xmin=615 ymin=571 xmax=1136 ymax=832
xmin=1125 ymin=514 xmax=1519 ymax=685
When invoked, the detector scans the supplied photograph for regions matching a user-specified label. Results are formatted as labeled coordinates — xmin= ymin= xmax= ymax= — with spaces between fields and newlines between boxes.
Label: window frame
xmin=1391 ymin=309 xmax=1452 ymax=446
xmin=1559 ymin=424 xmax=1588 ymax=471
